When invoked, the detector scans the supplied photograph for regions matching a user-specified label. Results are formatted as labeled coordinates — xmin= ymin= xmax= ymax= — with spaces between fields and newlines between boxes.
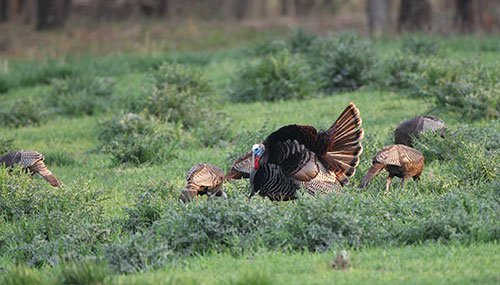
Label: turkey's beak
xmin=179 ymin=190 xmax=197 ymax=203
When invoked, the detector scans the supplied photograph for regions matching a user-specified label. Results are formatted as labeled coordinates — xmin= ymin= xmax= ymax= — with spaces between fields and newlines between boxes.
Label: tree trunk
xmin=36 ymin=0 xmax=71 ymax=30
xmin=0 ymin=0 xmax=8 ymax=22
xmin=455 ymin=0 xmax=475 ymax=33
xmin=232 ymin=0 xmax=248 ymax=20
xmin=398 ymin=0 xmax=432 ymax=32
xmin=366 ymin=0 xmax=389 ymax=37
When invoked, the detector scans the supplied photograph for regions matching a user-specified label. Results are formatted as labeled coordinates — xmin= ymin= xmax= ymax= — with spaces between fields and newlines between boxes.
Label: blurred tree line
xmin=0 ymin=0 xmax=498 ymax=34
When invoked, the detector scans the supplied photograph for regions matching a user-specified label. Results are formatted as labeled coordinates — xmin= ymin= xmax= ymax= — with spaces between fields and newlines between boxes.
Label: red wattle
xmin=254 ymin=157 xmax=260 ymax=169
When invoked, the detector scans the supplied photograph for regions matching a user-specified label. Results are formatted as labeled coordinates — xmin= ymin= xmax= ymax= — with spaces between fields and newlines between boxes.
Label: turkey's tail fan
xmin=29 ymin=159 xmax=61 ymax=187
xmin=325 ymin=103 xmax=364 ymax=185
xmin=359 ymin=162 xmax=385 ymax=189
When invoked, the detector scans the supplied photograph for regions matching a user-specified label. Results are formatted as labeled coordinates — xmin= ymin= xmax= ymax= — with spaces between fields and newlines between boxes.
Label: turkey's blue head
xmin=251 ymin=143 xmax=265 ymax=170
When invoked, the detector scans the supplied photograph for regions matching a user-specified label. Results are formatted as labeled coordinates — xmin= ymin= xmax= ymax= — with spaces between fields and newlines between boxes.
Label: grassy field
xmin=0 ymin=31 xmax=499 ymax=284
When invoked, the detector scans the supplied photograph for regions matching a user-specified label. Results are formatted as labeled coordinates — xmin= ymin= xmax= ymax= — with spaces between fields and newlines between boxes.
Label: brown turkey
xmin=0 ymin=150 xmax=61 ymax=187
xmin=228 ymin=102 xmax=364 ymax=201
xmin=394 ymin=115 xmax=445 ymax=147
xmin=180 ymin=163 xmax=227 ymax=203
xmin=359 ymin=144 xmax=424 ymax=194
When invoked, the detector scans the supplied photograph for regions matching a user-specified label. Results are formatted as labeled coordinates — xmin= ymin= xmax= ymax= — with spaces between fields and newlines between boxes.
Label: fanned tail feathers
xmin=359 ymin=162 xmax=385 ymax=189
xmin=325 ymin=103 xmax=364 ymax=184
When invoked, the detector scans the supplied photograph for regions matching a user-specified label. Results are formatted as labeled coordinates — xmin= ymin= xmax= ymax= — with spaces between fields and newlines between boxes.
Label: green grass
xmin=2 ymin=243 xmax=499 ymax=284
xmin=0 ymin=33 xmax=499 ymax=283
xmin=121 ymin=243 xmax=500 ymax=285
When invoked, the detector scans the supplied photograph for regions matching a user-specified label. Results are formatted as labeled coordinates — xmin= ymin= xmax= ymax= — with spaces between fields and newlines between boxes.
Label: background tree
xmin=398 ymin=0 xmax=432 ymax=32
xmin=455 ymin=0 xmax=474 ymax=33
xmin=366 ymin=0 xmax=390 ymax=37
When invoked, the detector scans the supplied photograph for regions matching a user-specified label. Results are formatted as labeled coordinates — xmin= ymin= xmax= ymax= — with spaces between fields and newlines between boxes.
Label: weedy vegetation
xmin=0 ymin=32 xmax=498 ymax=284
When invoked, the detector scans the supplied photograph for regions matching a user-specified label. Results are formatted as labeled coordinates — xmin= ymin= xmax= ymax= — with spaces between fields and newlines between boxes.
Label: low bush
xmin=140 ymin=63 xmax=232 ymax=145
xmin=11 ymin=60 xmax=76 ymax=88
xmin=228 ymin=50 xmax=316 ymax=102
xmin=0 ymin=137 xmax=15 ymax=155
xmin=289 ymin=28 xmax=317 ymax=54
xmin=121 ymin=182 xmax=174 ymax=232
xmin=45 ymin=74 xmax=115 ymax=116
xmin=429 ymin=64 xmax=499 ymax=120
xmin=0 ymin=74 xmax=9 ymax=94
xmin=151 ymin=63 xmax=211 ymax=97
xmin=0 ymin=98 xmax=46 ymax=128
xmin=99 ymin=113 xmax=179 ymax=165
xmin=414 ymin=124 xmax=499 ymax=185
xmin=383 ymin=54 xmax=425 ymax=90
xmin=104 ymin=232 xmax=171 ymax=273
xmin=401 ymin=36 xmax=439 ymax=56
xmin=244 ymin=39 xmax=289 ymax=57
xmin=0 ymin=173 xmax=112 ymax=267
xmin=308 ymin=33 xmax=375 ymax=93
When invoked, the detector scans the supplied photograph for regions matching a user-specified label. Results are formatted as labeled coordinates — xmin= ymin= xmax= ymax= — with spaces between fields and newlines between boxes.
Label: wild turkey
xmin=228 ymin=103 xmax=364 ymax=201
xmin=394 ymin=115 xmax=445 ymax=147
xmin=0 ymin=150 xmax=60 ymax=187
xmin=359 ymin=144 xmax=424 ymax=194
xmin=179 ymin=163 xmax=227 ymax=203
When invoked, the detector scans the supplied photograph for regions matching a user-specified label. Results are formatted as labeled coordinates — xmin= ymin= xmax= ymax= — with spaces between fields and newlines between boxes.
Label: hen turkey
xmin=228 ymin=103 xmax=364 ymax=201
xmin=394 ymin=115 xmax=445 ymax=147
xmin=0 ymin=150 xmax=60 ymax=187
xmin=180 ymin=163 xmax=227 ymax=203
xmin=359 ymin=144 xmax=424 ymax=194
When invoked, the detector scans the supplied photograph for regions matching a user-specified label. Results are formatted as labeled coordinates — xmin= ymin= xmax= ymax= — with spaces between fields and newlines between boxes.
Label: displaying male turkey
xmin=180 ymin=163 xmax=227 ymax=203
xmin=359 ymin=144 xmax=424 ymax=194
xmin=394 ymin=115 xmax=445 ymax=147
xmin=228 ymin=102 xmax=364 ymax=201
xmin=0 ymin=150 xmax=61 ymax=187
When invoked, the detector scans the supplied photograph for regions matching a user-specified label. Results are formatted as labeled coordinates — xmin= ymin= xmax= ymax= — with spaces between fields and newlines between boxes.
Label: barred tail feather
xmin=359 ymin=163 xmax=385 ymax=189
xmin=324 ymin=103 xmax=364 ymax=180
xmin=29 ymin=160 xmax=60 ymax=187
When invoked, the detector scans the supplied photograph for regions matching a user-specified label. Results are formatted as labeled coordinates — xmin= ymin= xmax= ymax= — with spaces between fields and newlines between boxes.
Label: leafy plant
xmin=45 ymin=74 xmax=115 ymax=116
xmin=0 ymin=137 xmax=15 ymax=155
xmin=0 ymin=98 xmax=46 ymax=128
xmin=229 ymin=50 xmax=316 ymax=102
xmin=401 ymin=36 xmax=439 ymax=56
xmin=308 ymin=33 xmax=375 ymax=93
xmin=99 ymin=113 xmax=179 ymax=165
xmin=430 ymin=64 xmax=499 ymax=120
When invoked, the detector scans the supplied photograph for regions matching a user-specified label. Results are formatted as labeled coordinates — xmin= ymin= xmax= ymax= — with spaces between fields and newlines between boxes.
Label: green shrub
xmin=0 ymin=173 xmax=112 ymax=267
xmin=414 ymin=124 xmax=499 ymax=185
xmin=430 ymin=64 xmax=499 ymax=120
xmin=104 ymin=232 xmax=171 ymax=274
xmin=0 ymin=137 xmax=15 ymax=155
xmin=193 ymin=112 xmax=232 ymax=147
xmin=141 ymin=63 xmax=231 ymax=144
xmin=99 ymin=113 xmax=179 ymax=165
xmin=0 ymin=98 xmax=46 ymax=128
xmin=228 ymin=50 xmax=316 ymax=102
xmin=151 ymin=63 xmax=211 ymax=96
xmin=45 ymin=74 xmax=115 ymax=116
xmin=245 ymin=39 xmax=289 ymax=57
xmin=289 ymin=28 xmax=317 ymax=54
xmin=12 ymin=60 xmax=76 ymax=88
xmin=145 ymin=63 xmax=215 ymax=128
xmin=383 ymin=54 xmax=424 ymax=89
xmin=0 ymin=74 xmax=9 ymax=94
xmin=121 ymin=184 xmax=173 ymax=232
xmin=308 ymin=34 xmax=375 ymax=93
xmin=401 ymin=36 xmax=439 ymax=56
